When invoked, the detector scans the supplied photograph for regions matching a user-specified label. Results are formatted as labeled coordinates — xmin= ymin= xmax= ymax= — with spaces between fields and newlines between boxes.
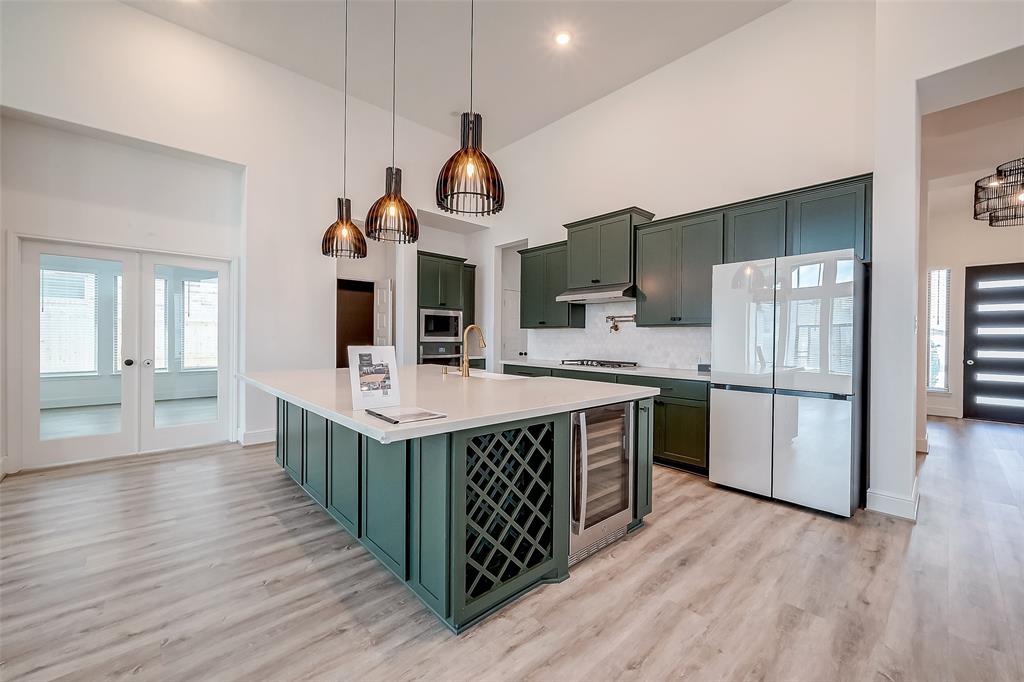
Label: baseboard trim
xmin=927 ymin=406 xmax=961 ymax=418
xmin=866 ymin=477 xmax=919 ymax=521
xmin=242 ymin=428 xmax=276 ymax=446
xmin=916 ymin=435 xmax=929 ymax=453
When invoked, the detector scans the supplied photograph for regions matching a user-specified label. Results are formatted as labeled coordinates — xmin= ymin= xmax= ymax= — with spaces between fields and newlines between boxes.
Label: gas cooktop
xmin=560 ymin=359 xmax=639 ymax=369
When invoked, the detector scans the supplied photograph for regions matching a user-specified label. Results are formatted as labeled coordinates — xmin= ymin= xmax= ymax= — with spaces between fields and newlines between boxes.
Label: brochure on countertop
xmin=365 ymin=406 xmax=447 ymax=425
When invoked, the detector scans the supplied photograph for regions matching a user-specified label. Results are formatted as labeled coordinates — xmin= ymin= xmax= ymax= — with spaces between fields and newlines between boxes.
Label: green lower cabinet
xmin=302 ymin=413 xmax=329 ymax=506
xmin=284 ymin=402 xmax=303 ymax=481
xmin=361 ymin=438 xmax=408 ymax=579
xmin=635 ymin=398 xmax=654 ymax=519
xmin=653 ymin=397 xmax=708 ymax=471
xmin=409 ymin=435 xmax=450 ymax=618
xmin=551 ymin=369 xmax=618 ymax=383
xmin=503 ymin=364 xmax=552 ymax=377
xmin=328 ymin=422 xmax=360 ymax=537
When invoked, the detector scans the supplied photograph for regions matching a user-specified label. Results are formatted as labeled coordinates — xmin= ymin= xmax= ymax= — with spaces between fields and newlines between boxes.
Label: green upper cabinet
xmin=724 ymin=200 xmax=786 ymax=263
xmin=462 ymin=264 xmax=476 ymax=327
xmin=636 ymin=213 xmax=722 ymax=327
xmin=564 ymin=207 xmax=654 ymax=290
xmin=418 ymin=251 xmax=465 ymax=310
xmin=518 ymin=242 xmax=585 ymax=329
xmin=787 ymin=179 xmax=869 ymax=261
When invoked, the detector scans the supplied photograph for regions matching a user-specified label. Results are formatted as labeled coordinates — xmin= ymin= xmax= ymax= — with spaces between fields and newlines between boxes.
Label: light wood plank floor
xmin=1 ymin=417 xmax=1021 ymax=681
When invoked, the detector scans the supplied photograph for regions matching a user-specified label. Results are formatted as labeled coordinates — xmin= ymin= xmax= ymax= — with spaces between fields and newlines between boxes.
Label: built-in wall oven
xmin=569 ymin=402 xmax=634 ymax=565
xmin=419 ymin=341 xmax=462 ymax=367
xmin=419 ymin=308 xmax=462 ymax=342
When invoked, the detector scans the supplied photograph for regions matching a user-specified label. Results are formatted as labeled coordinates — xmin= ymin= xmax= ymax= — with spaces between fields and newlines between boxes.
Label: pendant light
xmin=974 ymin=156 xmax=1024 ymax=228
xmin=435 ymin=0 xmax=505 ymax=216
xmin=322 ymin=0 xmax=367 ymax=258
xmin=365 ymin=0 xmax=419 ymax=244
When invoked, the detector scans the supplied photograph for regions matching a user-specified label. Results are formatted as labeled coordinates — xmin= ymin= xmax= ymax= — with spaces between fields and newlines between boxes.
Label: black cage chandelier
xmin=974 ymin=157 xmax=1024 ymax=228
xmin=435 ymin=0 xmax=505 ymax=216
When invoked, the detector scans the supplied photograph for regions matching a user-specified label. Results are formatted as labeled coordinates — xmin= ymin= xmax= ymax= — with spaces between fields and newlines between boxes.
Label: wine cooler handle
xmin=578 ymin=411 xmax=589 ymax=533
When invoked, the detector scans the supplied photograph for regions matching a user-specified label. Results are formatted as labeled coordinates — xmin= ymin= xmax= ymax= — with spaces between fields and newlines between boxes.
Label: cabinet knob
xmin=123 ymin=358 xmax=134 ymax=367
xmin=538 ymin=321 xmax=546 ymax=325
xmin=591 ymin=279 xmax=600 ymax=284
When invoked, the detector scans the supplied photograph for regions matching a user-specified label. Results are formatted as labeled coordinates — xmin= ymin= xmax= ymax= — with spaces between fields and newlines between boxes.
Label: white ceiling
xmin=125 ymin=0 xmax=785 ymax=149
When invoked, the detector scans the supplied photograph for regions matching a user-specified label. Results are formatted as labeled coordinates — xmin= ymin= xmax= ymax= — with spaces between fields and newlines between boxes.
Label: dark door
xmin=337 ymin=279 xmax=374 ymax=368
xmin=636 ymin=223 xmax=680 ymax=325
xmin=567 ymin=224 xmax=600 ymax=289
xmin=786 ymin=182 xmax=866 ymax=259
xmin=963 ymin=262 xmax=1024 ymax=424
xmin=724 ymin=200 xmax=786 ymax=263
xmin=543 ymin=248 xmax=570 ymax=326
xmin=679 ymin=213 xmax=724 ymax=325
xmin=598 ymin=216 xmax=633 ymax=285
xmin=520 ymin=251 xmax=546 ymax=327
xmin=418 ymin=256 xmax=441 ymax=308
xmin=438 ymin=260 xmax=463 ymax=309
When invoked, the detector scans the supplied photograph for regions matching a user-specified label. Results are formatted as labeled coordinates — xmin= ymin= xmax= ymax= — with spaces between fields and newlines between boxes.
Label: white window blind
xmin=114 ymin=275 xmax=123 ymax=371
xmin=154 ymin=278 xmax=168 ymax=370
xmin=927 ymin=268 xmax=951 ymax=391
xmin=180 ymin=278 xmax=218 ymax=370
xmin=40 ymin=269 xmax=98 ymax=375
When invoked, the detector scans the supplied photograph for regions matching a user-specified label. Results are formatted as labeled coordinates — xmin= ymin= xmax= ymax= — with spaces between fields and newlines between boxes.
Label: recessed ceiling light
xmin=554 ymin=32 xmax=571 ymax=46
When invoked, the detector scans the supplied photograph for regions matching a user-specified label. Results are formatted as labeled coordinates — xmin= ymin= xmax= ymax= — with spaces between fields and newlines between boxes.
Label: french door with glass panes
xmin=21 ymin=241 xmax=230 ymax=468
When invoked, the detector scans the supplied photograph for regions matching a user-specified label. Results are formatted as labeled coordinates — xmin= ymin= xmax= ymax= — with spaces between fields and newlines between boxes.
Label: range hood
xmin=556 ymin=284 xmax=636 ymax=304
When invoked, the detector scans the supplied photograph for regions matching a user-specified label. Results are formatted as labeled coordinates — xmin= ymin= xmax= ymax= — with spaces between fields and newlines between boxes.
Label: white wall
xmin=470 ymin=0 xmax=874 ymax=372
xmin=869 ymin=1 xmax=1023 ymax=518
xmin=1 ymin=1 xmax=456 ymax=462
xmin=925 ymin=175 xmax=1024 ymax=417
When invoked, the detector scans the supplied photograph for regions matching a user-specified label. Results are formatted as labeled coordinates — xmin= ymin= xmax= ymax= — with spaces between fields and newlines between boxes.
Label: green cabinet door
xmin=654 ymin=397 xmax=708 ymax=470
xmin=786 ymin=181 xmax=867 ymax=260
xmin=725 ymin=200 xmax=786 ymax=263
xmin=303 ymin=412 xmax=329 ymax=506
xmin=462 ymin=264 xmax=476 ymax=327
xmin=275 ymin=399 xmax=284 ymax=467
xmin=418 ymin=256 xmax=442 ymax=308
xmin=503 ymin=364 xmax=552 ymax=377
xmin=361 ymin=438 xmax=408 ymax=579
xmin=635 ymin=399 xmax=654 ymax=519
xmin=543 ymin=247 xmax=570 ymax=326
xmin=520 ymin=251 xmax=546 ymax=327
xmin=551 ymin=369 xmax=618 ymax=383
xmin=567 ymin=224 xmax=600 ymax=289
xmin=598 ymin=216 xmax=632 ymax=286
xmin=439 ymin=260 xmax=463 ymax=309
xmin=679 ymin=213 xmax=724 ymax=325
xmin=409 ymin=435 xmax=450 ymax=617
xmin=284 ymin=403 xmax=303 ymax=481
xmin=328 ymin=422 xmax=360 ymax=536
xmin=636 ymin=222 xmax=681 ymax=326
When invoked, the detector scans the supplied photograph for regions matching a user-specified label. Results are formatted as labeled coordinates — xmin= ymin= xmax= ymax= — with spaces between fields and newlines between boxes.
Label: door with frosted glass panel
xmin=139 ymin=254 xmax=230 ymax=450
xmin=21 ymin=242 xmax=140 ymax=467
xmin=964 ymin=262 xmax=1024 ymax=424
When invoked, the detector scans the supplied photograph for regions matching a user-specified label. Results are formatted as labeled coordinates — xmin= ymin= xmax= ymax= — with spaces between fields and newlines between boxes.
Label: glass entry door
xmin=21 ymin=241 xmax=230 ymax=469
xmin=139 ymin=254 xmax=230 ymax=451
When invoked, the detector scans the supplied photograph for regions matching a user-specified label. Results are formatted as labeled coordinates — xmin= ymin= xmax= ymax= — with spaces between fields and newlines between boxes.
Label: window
xmin=114 ymin=275 xmax=123 ymax=371
xmin=927 ymin=268 xmax=951 ymax=391
xmin=180 ymin=278 xmax=218 ymax=369
xmin=118 ymin=276 xmax=169 ymax=371
xmin=792 ymin=263 xmax=823 ymax=289
xmin=40 ymin=269 xmax=98 ymax=375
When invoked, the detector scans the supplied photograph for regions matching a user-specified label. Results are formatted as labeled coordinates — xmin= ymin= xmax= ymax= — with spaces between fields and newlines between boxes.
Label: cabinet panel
xmin=598 ymin=216 xmax=632 ymax=286
xmin=503 ymin=364 xmax=552 ymax=377
xmin=439 ymin=260 xmax=463 ymax=309
xmin=520 ymin=251 xmax=546 ymax=328
xmin=679 ymin=214 xmax=724 ymax=325
xmin=303 ymin=412 xmax=329 ymax=506
xmin=275 ymin=399 xmax=284 ymax=466
xmin=362 ymin=438 xmax=408 ymax=578
xmin=418 ymin=256 xmax=441 ymax=308
xmin=654 ymin=397 xmax=708 ymax=470
xmin=567 ymin=224 xmax=600 ymax=289
xmin=615 ymin=374 xmax=708 ymax=401
xmin=462 ymin=265 xmax=475 ymax=327
xmin=328 ymin=421 xmax=360 ymax=536
xmin=635 ymin=399 xmax=654 ymax=519
xmin=636 ymin=223 xmax=680 ymax=326
xmin=551 ymin=369 xmax=618 ymax=383
xmin=543 ymin=248 xmax=570 ymax=326
xmin=725 ymin=200 xmax=786 ymax=263
xmin=409 ymin=435 xmax=450 ymax=616
xmin=787 ymin=182 xmax=866 ymax=259
xmin=284 ymin=403 xmax=303 ymax=481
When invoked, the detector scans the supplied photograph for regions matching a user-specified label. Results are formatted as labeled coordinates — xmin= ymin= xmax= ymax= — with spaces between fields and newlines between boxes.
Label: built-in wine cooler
xmin=569 ymin=402 xmax=634 ymax=565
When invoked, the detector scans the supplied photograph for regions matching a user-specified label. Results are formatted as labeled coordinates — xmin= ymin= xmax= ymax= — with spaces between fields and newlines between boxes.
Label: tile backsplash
xmin=527 ymin=301 xmax=711 ymax=369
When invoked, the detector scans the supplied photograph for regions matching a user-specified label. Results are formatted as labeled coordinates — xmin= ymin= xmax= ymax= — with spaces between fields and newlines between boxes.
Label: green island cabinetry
xmin=564 ymin=207 xmax=654 ymax=291
xmin=418 ymin=251 xmax=465 ymax=310
xmin=518 ymin=242 xmax=585 ymax=329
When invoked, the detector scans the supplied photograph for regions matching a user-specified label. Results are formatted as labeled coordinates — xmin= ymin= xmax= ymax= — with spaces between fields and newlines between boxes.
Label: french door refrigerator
xmin=709 ymin=249 xmax=865 ymax=517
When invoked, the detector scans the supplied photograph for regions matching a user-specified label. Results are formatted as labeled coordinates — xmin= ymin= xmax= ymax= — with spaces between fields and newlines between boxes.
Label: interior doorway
xmin=337 ymin=279 xmax=375 ymax=368
xmin=499 ymin=242 xmax=528 ymax=362
xmin=963 ymin=262 xmax=1024 ymax=424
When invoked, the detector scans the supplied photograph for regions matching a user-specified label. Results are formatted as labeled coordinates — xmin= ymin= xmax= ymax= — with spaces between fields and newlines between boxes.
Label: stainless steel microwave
xmin=419 ymin=308 xmax=462 ymax=342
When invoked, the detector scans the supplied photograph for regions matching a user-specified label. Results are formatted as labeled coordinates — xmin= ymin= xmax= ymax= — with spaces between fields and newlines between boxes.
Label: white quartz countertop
xmin=241 ymin=365 xmax=658 ymax=444
xmin=500 ymin=359 xmax=711 ymax=382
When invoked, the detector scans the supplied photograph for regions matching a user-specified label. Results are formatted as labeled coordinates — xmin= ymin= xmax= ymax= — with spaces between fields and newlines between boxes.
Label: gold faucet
xmin=461 ymin=324 xmax=487 ymax=377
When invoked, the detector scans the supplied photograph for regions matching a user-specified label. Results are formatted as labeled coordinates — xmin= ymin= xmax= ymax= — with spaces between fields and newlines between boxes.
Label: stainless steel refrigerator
xmin=708 ymin=249 xmax=865 ymax=517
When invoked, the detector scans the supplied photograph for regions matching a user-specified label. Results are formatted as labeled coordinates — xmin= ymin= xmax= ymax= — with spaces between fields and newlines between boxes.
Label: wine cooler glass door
xmin=571 ymin=403 xmax=634 ymax=553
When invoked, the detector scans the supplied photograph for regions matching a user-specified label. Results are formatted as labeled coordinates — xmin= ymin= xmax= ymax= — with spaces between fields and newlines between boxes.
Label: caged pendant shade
xmin=365 ymin=167 xmax=419 ymax=244
xmin=436 ymin=112 xmax=505 ymax=216
xmin=974 ymin=156 xmax=1024 ymax=228
xmin=322 ymin=197 xmax=367 ymax=258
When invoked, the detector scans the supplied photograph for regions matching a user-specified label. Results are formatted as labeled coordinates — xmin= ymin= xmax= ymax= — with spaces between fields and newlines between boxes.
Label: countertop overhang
xmin=241 ymin=366 xmax=658 ymax=444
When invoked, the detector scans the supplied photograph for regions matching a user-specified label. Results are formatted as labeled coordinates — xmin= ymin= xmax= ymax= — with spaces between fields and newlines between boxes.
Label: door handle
xmin=143 ymin=359 xmax=154 ymax=367
xmin=123 ymin=358 xmax=134 ymax=367
xmin=966 ymin=359 xmax=975 ymax=365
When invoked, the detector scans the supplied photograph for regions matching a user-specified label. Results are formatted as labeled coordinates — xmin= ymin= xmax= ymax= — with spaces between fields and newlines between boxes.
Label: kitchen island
xmin=242 ymin=366 xmax=657 ymax=633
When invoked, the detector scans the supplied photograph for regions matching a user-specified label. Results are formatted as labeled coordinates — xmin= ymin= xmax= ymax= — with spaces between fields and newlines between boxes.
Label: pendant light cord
xmin=342 ymin=0 xmax=348 ymax=198
xmin=391 ymin=0 xmax=397 ymax=169
xmin=469 ymin=0 xmax=474 ymax=116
